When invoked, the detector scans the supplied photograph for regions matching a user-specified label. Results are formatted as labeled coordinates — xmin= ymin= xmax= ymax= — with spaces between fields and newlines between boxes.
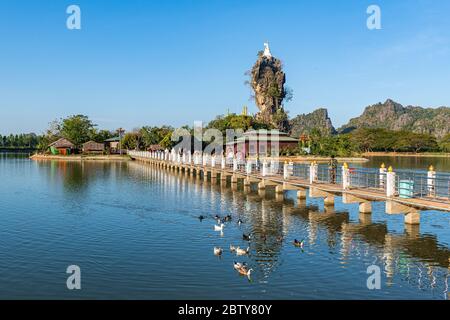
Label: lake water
xmin=0 ymin=153 xmax=449 ymax=299
xmin=363 ymin=155 xmax=450 ymax=172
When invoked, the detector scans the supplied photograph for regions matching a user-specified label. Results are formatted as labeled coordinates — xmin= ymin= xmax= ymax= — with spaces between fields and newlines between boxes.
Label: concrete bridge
xmin=128 ymin=150 xmax=450 ymax=227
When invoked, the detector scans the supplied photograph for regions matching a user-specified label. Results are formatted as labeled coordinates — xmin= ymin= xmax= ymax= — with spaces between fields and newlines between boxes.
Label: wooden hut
xmin=48 ymin=138 xmax=75 ymax=155
xmin=104 ymin=137 xmax=121 ymax=154
xmin=82 ymin=141 xmax=104 ymax=154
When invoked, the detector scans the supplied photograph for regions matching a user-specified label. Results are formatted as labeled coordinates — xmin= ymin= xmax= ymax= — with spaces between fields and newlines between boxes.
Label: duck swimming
xmin=242 ymin=233 xmax=251 ymax=241
xmin=293 ymin=239 xmax=304 ymax=248
xmin=214 ymin=247 xmax=223 ymax=256
xmin=230 ymin=245 xmax=237 ymax=252
xmin=237 ymin=219 xmax=243 ymax=226
xmin=233 ymin=261 xmax=247 ymax=271
xmin=233 ymin=262 xmax=252 ymax=278
xmin=198 ymin=215 xmax=205 ymax=221
xmin=236 ymin=247 xmax=250 ymax=256
xmin=214 ymin=224 xmax=225 ymax=231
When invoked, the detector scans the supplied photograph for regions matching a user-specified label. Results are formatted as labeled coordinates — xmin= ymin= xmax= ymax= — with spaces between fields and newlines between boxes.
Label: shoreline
xmin=276 ymin=156 xmax=368 ymax=163
xmin=363 ymin=152 xmax=450 ymax=158
xmin=30 ymin=154 xmax=131 ymax=161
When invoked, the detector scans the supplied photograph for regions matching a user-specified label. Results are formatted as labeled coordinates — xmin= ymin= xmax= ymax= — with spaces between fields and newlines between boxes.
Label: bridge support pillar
xmin=324 ymin=195 xmax=335 ymax=206
xmin=231 ymin=174 xmax=238 ymax=184
xmin=297 ymin=189 xmax=307 ymax=200
xmin=386 ymin=200 xmax=421 ymax=225
xmin=359 ymin=212 xmax=372 ymax=224
xmin=404 ymin=209 xmax=420 ymax=225
xmin=258 ymin=181 xmax=265 ymax=190
xmin=275 ymin=193 xmax=284 ymax=202
xmin=359 ymin=202 xmax=372 ymax=213
xmin=275 ymin=185 xmax=284 ymax=194
xmin=310 ymin=187 xmax=335 ymax=206
xmin=343 ymin=194 xmax=372 ymax=213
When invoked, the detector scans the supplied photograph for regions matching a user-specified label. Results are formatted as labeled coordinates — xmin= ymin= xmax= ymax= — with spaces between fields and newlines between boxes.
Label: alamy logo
xmin=367 ymin=5 xmax=381 ymax=30
xmin=366 ymin=265 xmax=381 ymax=290
xmin=66 ymin=5 xmax=81 ymax=30
xmin=66 ymin=265 xmax=81 ymax=290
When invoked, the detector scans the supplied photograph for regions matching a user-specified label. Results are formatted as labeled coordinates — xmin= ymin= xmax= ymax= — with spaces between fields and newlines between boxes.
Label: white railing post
xmin=246 ymin=160 xmax=252 ymax=175
xmin=309 ymin=161 xmax=318 ymax=184
xmin=379 ymin=163 xmax=387 ymax=189
xmin=270 ymin=159 xmax=277 ymax=175
xmin=262 ymin=160 xmax=268 ymax=177
xmin=386 ymin=166 xmax=396 ymax=197
xmin=427 ymin=165 xmax=436 ymax=197
xmin=342 ymin=163 xmax=350 ymax=190
xmin=211 ymin=155 xmax=216 ymax=168
xmin=233 ymin=158 xmax=238 ymax=172
xmin=283 ymin=161 xmax=289 ymax=180
xmin=221 ymin=156 xmax=226 ymax=169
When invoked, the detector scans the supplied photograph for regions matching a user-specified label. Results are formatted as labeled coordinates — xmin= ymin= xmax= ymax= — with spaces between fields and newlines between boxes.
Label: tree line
xmin=4 ymin=113 xmax=450 ymax=156
xmin=291 ymin=128 xmax=449 ymax=157
xmin=0 ymin=133 xmax=41 ymax=149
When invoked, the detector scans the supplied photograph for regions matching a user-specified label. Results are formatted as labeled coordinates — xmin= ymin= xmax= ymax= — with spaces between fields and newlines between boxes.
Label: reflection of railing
xmin=127 ymin=151 xmax=450 ymax=205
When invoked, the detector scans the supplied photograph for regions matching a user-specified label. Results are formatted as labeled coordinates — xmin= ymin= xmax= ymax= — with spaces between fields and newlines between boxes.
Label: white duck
xmin=236 ymin=247 xmax=250 ymax=256
xmin=214 ymin=247 xmax=223 ymax=256
xmin=214 ymin=223 xmax=225 ymax=232
xmin=233 ymin=262 xmax=252 ymax=279
xmin=230 ymin=245 xmax=237 ymax=252
xmin=233 ymin=261 xmax=247 ymax=271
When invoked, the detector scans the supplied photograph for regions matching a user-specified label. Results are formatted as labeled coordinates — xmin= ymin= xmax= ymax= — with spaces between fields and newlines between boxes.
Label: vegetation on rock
xmin=339 ymin=99 xmax=450 ymax=139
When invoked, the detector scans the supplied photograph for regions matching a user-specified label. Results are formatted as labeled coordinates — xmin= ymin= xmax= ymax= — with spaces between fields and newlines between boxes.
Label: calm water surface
xmin=0 ymin=153 xmax=449 ymax=299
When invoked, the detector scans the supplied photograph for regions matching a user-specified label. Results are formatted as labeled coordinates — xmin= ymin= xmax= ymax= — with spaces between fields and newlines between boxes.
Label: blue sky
xmin=1 ymin=0 xmax=449 ymax=134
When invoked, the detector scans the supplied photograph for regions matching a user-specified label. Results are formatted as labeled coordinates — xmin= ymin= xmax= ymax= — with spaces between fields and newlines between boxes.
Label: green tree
xmin=121 ymin=132 xmax=144 ymax=150
xmin=439 ymin=134 xmax=450 ymax=152
xmin=60 ymin=115 xmax=96 ymax=148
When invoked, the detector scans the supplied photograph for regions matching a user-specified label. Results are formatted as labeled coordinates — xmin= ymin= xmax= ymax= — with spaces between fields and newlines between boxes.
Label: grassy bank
xmin=363 ymin=152 xmax=450 ymax=158
xmin=30 ymin=154 xmax=131 ymax=161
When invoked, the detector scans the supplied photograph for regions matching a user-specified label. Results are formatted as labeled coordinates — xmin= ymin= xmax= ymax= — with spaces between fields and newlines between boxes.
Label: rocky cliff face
xmin=339 ymin=99 xmax=450 ymax=139
xmin=289 ymin=108 xmax=336 ymax=137
xmin=250 ymin=51 xmax=289 ymax=131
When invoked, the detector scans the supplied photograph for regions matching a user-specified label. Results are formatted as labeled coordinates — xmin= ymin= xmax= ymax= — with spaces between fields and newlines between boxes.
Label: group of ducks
xmin=199 ymin=213 xmax=306 ymax=280
xmin=199 ymin=214 xmax=253 ymax=278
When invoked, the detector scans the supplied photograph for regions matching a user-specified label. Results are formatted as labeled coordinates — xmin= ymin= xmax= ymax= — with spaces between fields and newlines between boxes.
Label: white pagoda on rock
xmin=263 ymin=42 xmax=272 ymax=58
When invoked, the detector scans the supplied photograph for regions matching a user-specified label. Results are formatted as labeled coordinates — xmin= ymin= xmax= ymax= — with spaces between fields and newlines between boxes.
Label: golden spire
xmin=388 ymin=166 xmax=393 ymax=172
xmin=381 ymin=163 xmax=385 ymax=169
xmin=429 ymin=165 xmax=434 ymax=171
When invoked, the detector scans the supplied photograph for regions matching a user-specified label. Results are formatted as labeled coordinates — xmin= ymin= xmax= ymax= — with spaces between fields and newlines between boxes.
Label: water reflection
xmin=14 ymin=157 xmax=449 ymax=299
xmin=128 ymin=161 xmax=450 ymax=299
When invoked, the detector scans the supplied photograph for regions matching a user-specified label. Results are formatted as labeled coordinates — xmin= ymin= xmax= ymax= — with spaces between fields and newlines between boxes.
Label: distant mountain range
xmin=289 ymin=99 xmax=450 ymax=139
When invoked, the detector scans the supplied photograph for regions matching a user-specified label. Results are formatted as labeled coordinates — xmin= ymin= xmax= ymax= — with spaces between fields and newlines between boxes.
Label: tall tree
xmin=60 ymin=115 xmax=96 ymax=148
